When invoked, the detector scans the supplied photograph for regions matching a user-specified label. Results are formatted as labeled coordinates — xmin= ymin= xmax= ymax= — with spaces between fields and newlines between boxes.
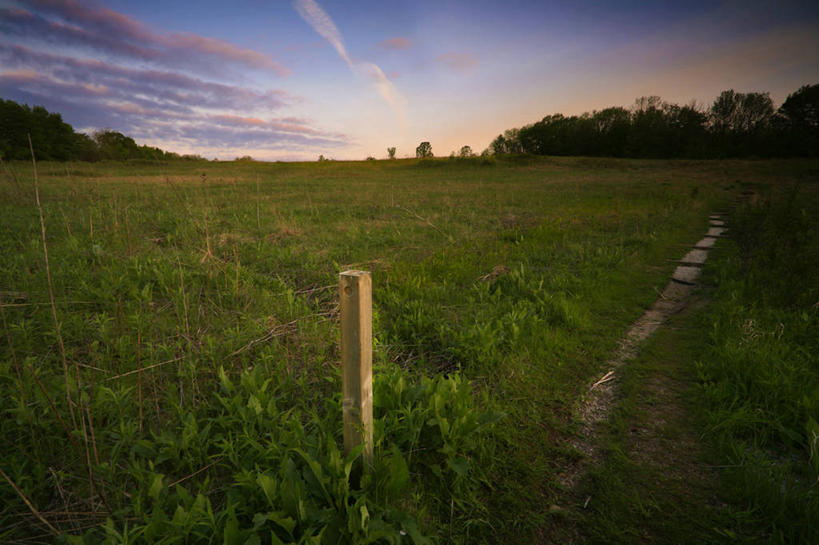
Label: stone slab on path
xmin=709 ymin=220 xmax=725 ymax=227
xmin=672 ymin=265 xmax=702 ymax=284
xmin=695 ymin=237 xmax=716 ymax=249
xmin=681 ymin=248 xmax=709 ymax=265
xmin=706 ymin=227 xmax=726 ymax=237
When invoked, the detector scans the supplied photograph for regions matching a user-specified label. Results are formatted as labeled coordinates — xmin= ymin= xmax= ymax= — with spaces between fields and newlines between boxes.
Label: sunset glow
xmin=1 ymin=0 xmax=817 ymax=160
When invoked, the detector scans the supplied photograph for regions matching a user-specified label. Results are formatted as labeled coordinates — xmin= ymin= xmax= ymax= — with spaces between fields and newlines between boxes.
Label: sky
xmin=1 ymin=0 xmax=818 ymax=160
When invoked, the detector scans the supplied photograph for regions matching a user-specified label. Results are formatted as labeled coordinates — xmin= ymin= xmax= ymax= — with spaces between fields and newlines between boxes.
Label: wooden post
xmin=339 ymin=270 xmax=373 ymax=468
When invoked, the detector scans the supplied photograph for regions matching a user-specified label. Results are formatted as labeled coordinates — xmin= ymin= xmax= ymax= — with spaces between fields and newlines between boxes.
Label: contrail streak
xmin=293 ymin=0 xmax=406 ymax=128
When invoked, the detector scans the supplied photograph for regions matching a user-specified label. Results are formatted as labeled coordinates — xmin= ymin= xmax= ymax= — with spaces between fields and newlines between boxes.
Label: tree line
xmin=0 ymin=98 xmax=203 ymax=161
xmin=489 ymin=84 xmax=818 ymax=158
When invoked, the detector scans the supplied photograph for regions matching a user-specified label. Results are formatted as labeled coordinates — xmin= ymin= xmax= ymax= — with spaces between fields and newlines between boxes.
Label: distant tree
xmin=318 ymin=154 xmax=325 ymax=161
xmin=503 ymin=128 xmax=523 ymax=153
xmin=591 ymin=107 xmax=631 ymax=156
xmin=780 ymin=84 xmax=819 ymax=130
xmin=366 ymin=156 xmax=376 ymax=161
xmin=415 ymin=141 xmax=433 ymax=158
xmin=235 ymin=155 xmax=254 ymax=161
xmin=93 ymin=129 xmax=140 ymax=160
xmin=387 ymin=147 xmax=396 ymax=159
xmin=0 ymin=98 xmax=195 ymax=162
xmin=458 ymin=145 xmax=474 ymax=158
xmin=778 ymin=84 xmax=819 ymax=156
xmin=709 ymin=90 xmax=776 ymax=156
xmin=489 ymin=134 xmax=507 ymax=155
xmin=710 ymin=90 xmax=775 ymax=133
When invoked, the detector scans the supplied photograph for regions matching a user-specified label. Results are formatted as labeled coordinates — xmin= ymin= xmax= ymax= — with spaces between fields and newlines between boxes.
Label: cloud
xmin=379 ymin=37 xmax=411 ymax=50
xmin=0 ymin=44 xmax=290 ymax=112
xmin=436 ymin=52 xmax=478 ymax=72
xmin=0 ymin=43 xmax=346 ymax=155
xmin=6 ymin=1 xmax=290 ymax=76
xmin=293 ymin=0 xmax=406 ymax=127
xmin=292 ymin=0 xmax=351 ymax=65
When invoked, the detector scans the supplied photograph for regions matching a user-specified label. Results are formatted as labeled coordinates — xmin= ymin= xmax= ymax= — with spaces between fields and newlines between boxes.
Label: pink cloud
xmin=210 ymin=114 xmax=326 ymax=135
xmin=168 ymin=33 xmax=290 ymax=76
xmin=436 ymin=52 xmax=478 ymax=72
xmin=379 ymin=37 xmax=411 ymax=50
xmin=13 ymin=0 xmax=290 ymax=76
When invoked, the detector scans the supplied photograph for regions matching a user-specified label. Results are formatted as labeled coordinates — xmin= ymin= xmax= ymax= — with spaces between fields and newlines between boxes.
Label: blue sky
xmin=1 ymin=0 xmax=818 ymax=160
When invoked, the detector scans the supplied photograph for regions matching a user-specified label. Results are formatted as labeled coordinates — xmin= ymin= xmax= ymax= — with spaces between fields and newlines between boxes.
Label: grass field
xmin=1 ymin=156 xmax=816 ymax=543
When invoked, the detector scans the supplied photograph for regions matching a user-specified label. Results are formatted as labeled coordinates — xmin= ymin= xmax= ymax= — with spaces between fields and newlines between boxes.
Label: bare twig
xmin=230 ymin=310 xmax=336 ymax=357
xmin=395 ymin=205 xmax=453 ymax=242
xmin=294 ymin=284 xmax=336 ymax=295
xmin=229 ymin=319 xmax=299 ymax=357
xmin=590 ymin=370 xmax=615 ymax=390
xmin=0 ymin=466 xmax=60 ymax=535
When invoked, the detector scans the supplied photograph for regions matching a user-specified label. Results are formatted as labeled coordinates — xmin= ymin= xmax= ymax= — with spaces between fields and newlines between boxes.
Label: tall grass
xmin=696 ymin=184 xmax=819 ymax=543
xmin=0 ymin=156 xmax=814 ymax=542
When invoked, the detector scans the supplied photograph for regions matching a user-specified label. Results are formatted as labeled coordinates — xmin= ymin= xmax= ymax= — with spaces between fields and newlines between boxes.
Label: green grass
xmin=569 ymin=180 xmax=819 ymax=544
xmin=0 ymin=156 xmax=815 ymax=543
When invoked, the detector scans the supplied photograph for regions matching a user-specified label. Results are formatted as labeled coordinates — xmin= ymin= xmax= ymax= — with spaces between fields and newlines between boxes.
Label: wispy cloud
xmin=293 ymin=0 xmax=406 ymax=127
xmin=436 ymin=52 xmax=478 ymax=72
xmin=379 ymin=37 xmax=411 ymax=50
xmin=0 ymin=39 xmax=344 ymax=156
xmin=0 ymin=44 xmax=291 ymax=113
xmin=5 ymin=1 xmax=290 ymax=76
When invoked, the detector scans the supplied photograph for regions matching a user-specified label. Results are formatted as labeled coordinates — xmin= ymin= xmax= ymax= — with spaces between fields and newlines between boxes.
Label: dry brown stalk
xmin=0 ymin=466 xmax=60 ymax=535
xmin=24 ymin=359 xmax=79 ymax=451
xmin=168 ymin=460 xmax=219 ymax=489
xmin=1 ymin=297 xmax=32 ymax=444
xmin=48 ymin=468 xmax=78 ymax=533
xmin=104 ymin=356 xmax=184 ymax=381
xmin=0 ymin=155 xmax=26 ymax=199
xmin=137 ymin=329 xmax=143 ymax=433
xmin=28 ymin=134 xmax=77 ymax=430
xmin=395 ymin=205 xmax=453 ymax=242
xmin=0 ymin=297 xmax=23 ymax=389
xmin=87 ymin=371 xmax=101 ymax=466
xmin=78 ymin=405 xmax=96 ymax=511
xmin=234 ymin=245 xmax=240 ymax=297
xmin=255 ymin=175 xmax=261 ymax=230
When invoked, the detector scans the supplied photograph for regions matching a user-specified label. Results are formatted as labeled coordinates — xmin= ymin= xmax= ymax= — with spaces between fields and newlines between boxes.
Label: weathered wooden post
xmin=339 ymin=270 xmax=373 ymax=469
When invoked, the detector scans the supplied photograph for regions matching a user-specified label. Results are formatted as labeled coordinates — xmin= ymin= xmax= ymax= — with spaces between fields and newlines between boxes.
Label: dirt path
xmin=560 ymin=213 xmax=725 ymax=489
xmin=542 ymin=208 xmax=737 ymax=542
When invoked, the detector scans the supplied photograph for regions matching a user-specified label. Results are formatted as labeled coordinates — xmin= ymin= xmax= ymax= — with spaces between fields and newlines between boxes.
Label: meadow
xmin=1 ymin=155 xmax=816 ymax=543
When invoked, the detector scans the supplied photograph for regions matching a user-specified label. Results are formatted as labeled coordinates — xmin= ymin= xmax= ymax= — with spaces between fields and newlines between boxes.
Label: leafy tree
xmin=458 ymin=145 xmax=474 ymax=158
xmin=387 ymin=147 xmax=396 ymax=159
xmin=0 ymin=98 xmax=201 ymax=162
xmin=415 ymin=141 xmax=433 ymax=158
